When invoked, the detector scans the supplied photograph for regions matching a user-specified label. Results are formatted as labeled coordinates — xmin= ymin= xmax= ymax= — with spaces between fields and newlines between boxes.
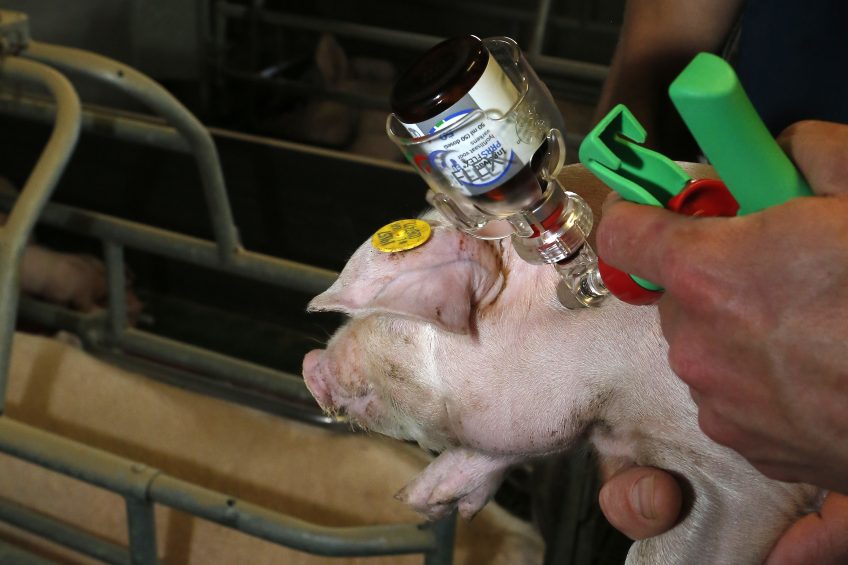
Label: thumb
xmin=776 ymin=121 xmax=848 ymax=196
xmin=598 ymin=467 xmax=682 ymax=540
xmin=764 ymin=492 xmax=848 ymax=565
xmin=596 ymin=195 xmax=705 ymax=286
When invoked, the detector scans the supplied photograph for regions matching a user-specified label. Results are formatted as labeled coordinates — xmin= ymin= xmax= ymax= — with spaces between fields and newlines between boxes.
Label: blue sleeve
xmin=735 ymin=0 xmax=848 ymax=135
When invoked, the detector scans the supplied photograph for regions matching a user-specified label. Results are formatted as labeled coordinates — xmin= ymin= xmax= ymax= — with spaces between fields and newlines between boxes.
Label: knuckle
xmin=666 ymin=338 xmax=710 ymax=391
xmin=750 ymin=462 xmax=797 ymax=484
xmin=697 ymin=408 xmax=735 ymax=447
xmin=659 ymin=228 xmax=725 ymax=311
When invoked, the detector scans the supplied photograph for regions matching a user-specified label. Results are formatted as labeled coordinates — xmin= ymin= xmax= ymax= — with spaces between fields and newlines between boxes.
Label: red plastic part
xmin=529 ymin=203 xmax=565 ymax=238
xmin=601 ymin=178 xmax=739 ymax=305
xmin=666 ymin=178 xmax=740 ymax=216
xmin=598 ymin=257 xmax=664 ymax=305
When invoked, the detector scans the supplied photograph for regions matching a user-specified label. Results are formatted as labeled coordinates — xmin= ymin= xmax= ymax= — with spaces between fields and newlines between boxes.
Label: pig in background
xmin=0 ymin=177 xmax=138 ymax=315
xmin=244 ymin=33 xmax=402 ymax=163
xmin=302 ymin=163 xmax=824 ymax=565
xmin=0 ymin=331 xmax=542 ymax=564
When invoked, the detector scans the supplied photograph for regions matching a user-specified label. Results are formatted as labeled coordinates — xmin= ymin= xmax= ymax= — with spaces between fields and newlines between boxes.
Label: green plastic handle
xmin=669 ymin=53 xmax=812 ymax=215
xmin=579 ymin=104 xmax=690 ymax=208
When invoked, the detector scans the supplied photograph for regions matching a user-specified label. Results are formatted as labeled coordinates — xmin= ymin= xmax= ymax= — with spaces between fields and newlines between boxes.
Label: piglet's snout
xmin=302 ymin=349 xmax=333 ymax=410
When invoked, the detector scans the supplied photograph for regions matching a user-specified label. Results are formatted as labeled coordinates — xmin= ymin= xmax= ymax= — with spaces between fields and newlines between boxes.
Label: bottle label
xmin=399 ymin=54 xmax=537 ymax=196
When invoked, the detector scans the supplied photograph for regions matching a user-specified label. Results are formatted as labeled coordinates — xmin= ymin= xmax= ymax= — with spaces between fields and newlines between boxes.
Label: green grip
xmin=669 ymin=53 xmax=812 ymax=215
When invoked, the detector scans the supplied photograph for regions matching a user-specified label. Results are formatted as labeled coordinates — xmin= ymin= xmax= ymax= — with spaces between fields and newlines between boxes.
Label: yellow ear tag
xmin=372 ymin=219 xmax=432 ymax=253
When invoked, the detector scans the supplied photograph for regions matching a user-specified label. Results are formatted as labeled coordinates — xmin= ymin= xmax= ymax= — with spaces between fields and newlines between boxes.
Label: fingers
xmin=776 ymin=120 xmax=848 ymax=196
xmin=598 ymin=467 xmax=682 ymax=540
xmin=765 ymin=492 xmax=848 ymax=565
xmin=597 ymin=194 xmax=715 ymax=287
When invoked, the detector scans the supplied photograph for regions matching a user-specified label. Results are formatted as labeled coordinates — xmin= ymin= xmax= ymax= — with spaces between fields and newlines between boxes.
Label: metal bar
xmin=406 ymin=0 xmax=620 ymax=35
xmin=23 ymin=40 xmax=242 ymax=260
xmin=125 ymin=497 xmax=158 ymax=565
xmin=10 ymin=296 xmax=345 ymax=427
xmin=0 ymin=193 xmax=338 ymax=297
xmin=0 ymin=496 xmax=131 ymax=565
xmin=220 ymin=68 xmax=389 ymax=110
xmin=0 ymin=92 xmax=414 ymax=172
xmin=0 ymin=417 xmax=443 ymax=559
xmin=16 ymin=296 xmax=104 ymax=339
xmin=533 ymin=54 xmax=608 ymax=83
xmin=86 ymin=342 xmax=347 ymax=429
xmin=528 ymin=0 xmax=554 ymax=59
xmin=0 ymin=539 xmax=57 ymax=565
xmin=0 ymin=92 xmax=190 ymax=153
xmin=113 ymin=329 xmax=315 ymax=403
xmin=217 ymin=1 xmax=609 ymax=82
xmin=218 ymin=2 xmax=443 ymax=52
xmin=0 ymin=419 xmax=159 ymax=499
xmin=8 ymin=296 xmax=344 ymax=428
xmin=149 ymin=474 xmax=439 ymax=557
xmin=423 ymin=512 xmax=457 ymax=565
xmin=0 ymin=56 xmax=81 ymax=414
xmin=105 ymin=242 xmax=129 ymax=336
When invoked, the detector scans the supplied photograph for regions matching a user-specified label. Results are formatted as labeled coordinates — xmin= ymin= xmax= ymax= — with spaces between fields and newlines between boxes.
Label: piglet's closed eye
xmin=307 ymin=225 xmax=503 ymax=334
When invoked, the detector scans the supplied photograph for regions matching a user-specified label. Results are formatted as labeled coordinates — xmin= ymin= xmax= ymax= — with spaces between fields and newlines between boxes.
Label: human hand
xmin=599 ymin=467 xmax=848 ymax=564
xmin=595 ymin=120 xmax=848 ymax=493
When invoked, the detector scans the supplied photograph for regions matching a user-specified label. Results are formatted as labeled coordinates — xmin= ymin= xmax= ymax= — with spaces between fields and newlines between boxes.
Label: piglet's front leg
xmin=395 ymin=447 xmax=519 ymax=521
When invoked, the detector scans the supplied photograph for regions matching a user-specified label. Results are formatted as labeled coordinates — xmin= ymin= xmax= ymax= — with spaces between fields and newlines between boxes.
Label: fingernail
xmin=630 ymin=474 xmax=656 ymax=520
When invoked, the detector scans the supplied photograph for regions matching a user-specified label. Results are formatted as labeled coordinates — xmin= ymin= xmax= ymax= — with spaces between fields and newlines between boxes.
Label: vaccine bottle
xmin=390 ymin=35 xmax=549 ymax=216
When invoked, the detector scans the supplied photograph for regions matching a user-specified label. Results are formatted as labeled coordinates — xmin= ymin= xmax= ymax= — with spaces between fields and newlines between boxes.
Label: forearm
xmin=597 ymin=0 xmax=745 ymax=155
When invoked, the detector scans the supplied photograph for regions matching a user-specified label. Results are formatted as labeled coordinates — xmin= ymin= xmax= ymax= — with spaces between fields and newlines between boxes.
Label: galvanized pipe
xmin=150 ymin=474 xmax=441 ymax=557
xmin=112 ymin=328 xmax=316 ymax=403
xmin=0 ymin=91 xmax=415 ymax=172
xmin=0 ymin=417 xmax=449 ymax=560
xmin=217 ymin=1 xmax=443 ymax=52
xmin=528 ymin=0 xmax=554 ymax=59
xmin=125 ymin=497 xmax=158 ymax=565
xmin=0 ymin=497 xmax=130 ymax=565
xmin=0 ymin=419 xmax=161 ymax=499
xmin=23 ymin=40 xmax=242 ymax=260
xmin=217 ymin=1 xmax=609 ymax=82
xmin=105 ymin=241 xmax=129 ymax=335
xmin=220 ymin=67 xmax=389 ymax=111
xmin=10 ymin=294 xmax=340 ymax=428
xmin=0 ymin=92 xmax=373 ymax=168
xmin=0 ymin=92 xmax=191 ymax=153
xmin=412 ymin=0 xmax=620 ymax=35
xmin=0 ymin=55 xmax=81 ymax=414
xmin=423 ymin=511 xmax=457 ymax=565
xmin=533 ymin=53 xmax=608 ymax=83
xmin=0 ymin=193 xmax=338 ymax=296
xmin=85 ymin=340 xmax=346 ymax=429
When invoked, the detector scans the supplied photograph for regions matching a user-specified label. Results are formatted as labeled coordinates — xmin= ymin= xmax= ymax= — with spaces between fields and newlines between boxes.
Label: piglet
xmin=0 ymin=177 xmax=138 ymax=314
xmin=303 ymin=163 xmax=823 ymax=564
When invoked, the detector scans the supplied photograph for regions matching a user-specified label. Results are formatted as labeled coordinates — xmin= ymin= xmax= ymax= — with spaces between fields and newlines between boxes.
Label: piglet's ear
xmin=308 ymin=225 xmax=503 ymax=334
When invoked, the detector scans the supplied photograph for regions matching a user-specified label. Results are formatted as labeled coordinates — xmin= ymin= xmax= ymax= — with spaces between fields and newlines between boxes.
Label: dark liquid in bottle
xmin=467 ymin=139 xmax=549 ymax=216
xmin=392 ymin=35 xmax=548 ymax=217
xmin=391 ymin=36 xmax=488 ymax=123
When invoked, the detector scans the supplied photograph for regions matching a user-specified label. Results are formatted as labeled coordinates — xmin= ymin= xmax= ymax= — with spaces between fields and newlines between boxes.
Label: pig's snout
xmin=303 ymin=349 xmax=333 ymax=410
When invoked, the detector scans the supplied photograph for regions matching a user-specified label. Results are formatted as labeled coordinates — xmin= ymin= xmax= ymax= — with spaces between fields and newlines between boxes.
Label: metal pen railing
xmin=0 ymin=11 xmax=457 ymax=564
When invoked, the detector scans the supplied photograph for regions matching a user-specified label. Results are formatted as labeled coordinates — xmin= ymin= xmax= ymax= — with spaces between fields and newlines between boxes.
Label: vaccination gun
xmin=385 ymin=38 xmax=811 ymax=308
xmin=577 ymin=52 xmax=813 ymax=305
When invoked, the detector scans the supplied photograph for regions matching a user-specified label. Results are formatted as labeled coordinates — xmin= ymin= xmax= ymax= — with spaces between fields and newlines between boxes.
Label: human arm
xmin=596 ymin=0 xmax=744 ymax=157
